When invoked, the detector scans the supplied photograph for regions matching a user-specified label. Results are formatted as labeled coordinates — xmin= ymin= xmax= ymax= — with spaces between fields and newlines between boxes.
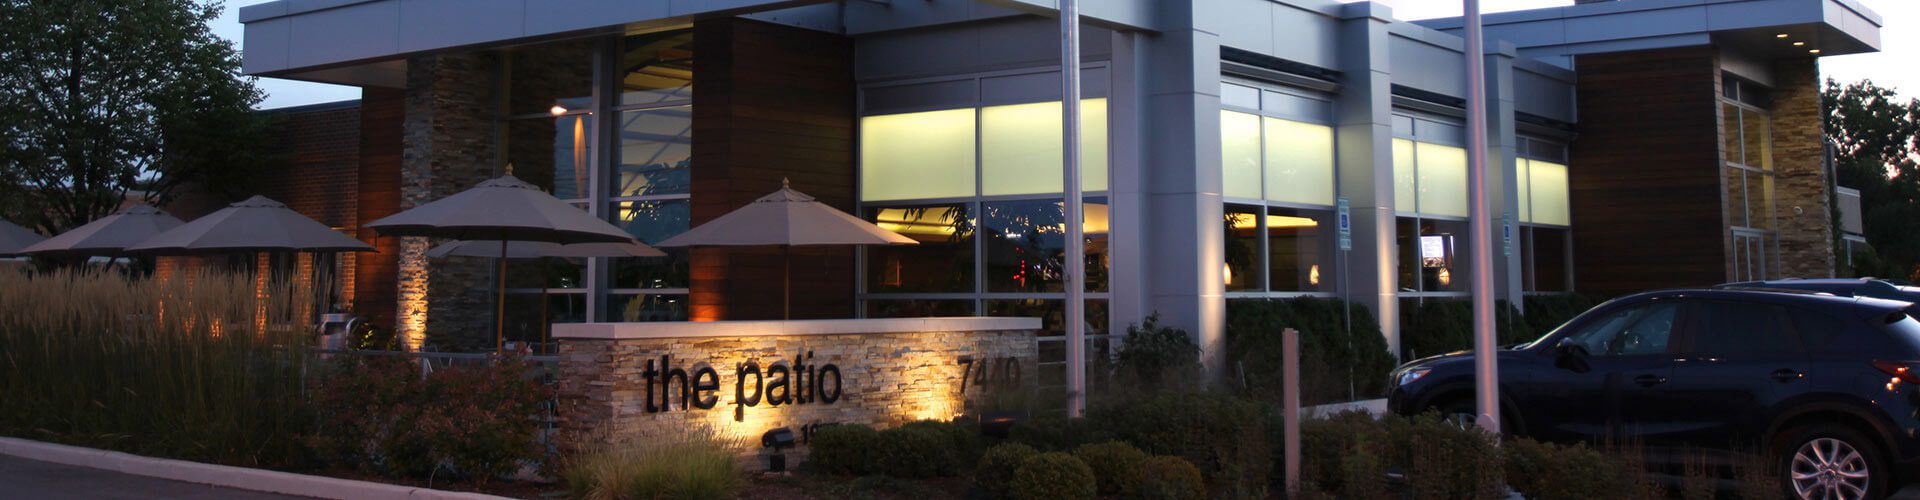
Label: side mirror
xmin=1553 ymin=338 xmax=1592 ymax=373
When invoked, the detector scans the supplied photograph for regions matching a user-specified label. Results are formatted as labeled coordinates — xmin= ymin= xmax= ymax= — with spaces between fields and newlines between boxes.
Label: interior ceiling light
xmin=1793 ymin=41 xmax=1806 ymax=46
xmin=1776 ymin=33 xmax=1790 ymax=38
xmin=1809 ymin=49 xmax=1823 ymax=54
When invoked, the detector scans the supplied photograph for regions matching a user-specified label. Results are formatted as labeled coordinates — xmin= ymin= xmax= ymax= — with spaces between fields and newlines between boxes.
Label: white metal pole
xmin=1060 ymin=0 xmax=1087 ymax=418
xmin=1464 ymin=0 xmax=1501 ymax=435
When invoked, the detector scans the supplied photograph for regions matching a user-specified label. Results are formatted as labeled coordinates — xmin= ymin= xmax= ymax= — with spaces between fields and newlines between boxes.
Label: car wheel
xmin=1433 ymin=399 xmax=1479 ymax=431
xmin=1776 ymin=423 xmax=1888 ymax=500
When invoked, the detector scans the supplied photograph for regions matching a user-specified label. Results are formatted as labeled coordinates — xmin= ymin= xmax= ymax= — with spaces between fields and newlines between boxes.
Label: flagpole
xmin=1060 ymin=0 xmax=1087 ymax=419
xmin=1464 ymin=0 xmax=1501 ymax=435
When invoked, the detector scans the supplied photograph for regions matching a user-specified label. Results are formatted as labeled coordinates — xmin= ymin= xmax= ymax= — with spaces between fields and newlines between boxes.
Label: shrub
xmin=1072 ymin=441 xmax=1148 ymax=496
xmin=1395 ymin=412 xmax=1505 ymax=499
xmin=1298 ymin=411 xmax=1390 ymax=498
xmin=306 ymin=355 xmax=549 ymax=482
xmin=564 ymin=426 xmax=744 ymax=500
xmin=805 ymin=424 xmax=880 ymax=476
xmin=1114 ymin=315 xmax=1202 ymax=390
xmin=1135 ymin=455 xmax=1206 ymax=500
xmin=874 ymin=423 xmax=961 ymax=478
xmin=1090 ymin=391 xmax=1269 ymax=498
xmin=978 ymin=443 xmax=1040 ymax=499
xmin=1009 ymin=452 xmax=1096 ymax=500
xmin=1225 ymin=298 xmax=1397 ymax=405
xmin=1008 ymin=414 xmax=1112 ymax=452
xmin=1503 ymin=438 xmax=1633 ymax=500
xmin=900 ymin=419 xmax=982 ymax=468
xmin=1399 ymin=299 xmax=1532 ymax=360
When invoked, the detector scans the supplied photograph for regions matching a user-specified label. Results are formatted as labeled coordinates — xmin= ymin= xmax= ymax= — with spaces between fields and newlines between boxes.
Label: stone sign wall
xmin=554 ymin=319 xmax=1039 ymax=464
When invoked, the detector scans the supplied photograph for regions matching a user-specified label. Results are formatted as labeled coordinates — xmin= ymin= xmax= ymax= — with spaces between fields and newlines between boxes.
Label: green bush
xmin=564 ymin=426 xmax=743 ymax=500
xmin=1008 ymin=414 xmax=1113 ymax=452
xmin=900 ymin=419 xmax=982 ymax=468
xmin=978 ymin=443 xmax=1040 ymax=499
xmin=1225 ymin=297 xmax=1397 ymax=405
xmin=874 ymin=423 xmax=962 ymax=478
xmin=1090 ymin=392 xmax=1270 ymax=498
xmin=1298 ymin=411 xmax=1391 ymax=498
xmin=805 ymin=424 xmax=880 ymax=475
xmin=1503 ymin=438 xmax=1630 ymax=500
xmin=1399 ymin=299 xmax=1533 ymax=360
xmin=1114 ymin=314 xmax=1202 ymax=390
xmin=1135 ymin=455 xmax=1206 ymax=500
xmin=1396 ymin=413 xmax=1505 ymax=499
xmin=1009 ymin=452 xmax=1096 ymax=500
xmin=307 ymin=355 xmax=548 ymax=482
xmin=1072 ymin=441 xmax=1148 ymax=496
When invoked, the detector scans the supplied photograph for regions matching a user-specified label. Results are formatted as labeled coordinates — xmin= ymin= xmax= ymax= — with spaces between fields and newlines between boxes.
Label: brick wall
xmin=555 ymin=326 xmax=1038 ymax=465
xmin=1767 ymin=57 xmax=1835 ymax=278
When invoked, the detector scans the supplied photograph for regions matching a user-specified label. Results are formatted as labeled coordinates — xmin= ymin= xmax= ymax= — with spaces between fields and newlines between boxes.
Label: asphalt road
xmin=0 ymin=454 xmax=311 ymax=500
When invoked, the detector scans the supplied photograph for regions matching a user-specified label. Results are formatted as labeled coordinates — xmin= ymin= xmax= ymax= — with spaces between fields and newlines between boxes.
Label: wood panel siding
xmin=1569 ymin=47 xmax=1729 ymax=295
xmin=355 ymin=88 xmax=405 ymax=331
xmin=689 ymin=18 xmax=856 ymax=321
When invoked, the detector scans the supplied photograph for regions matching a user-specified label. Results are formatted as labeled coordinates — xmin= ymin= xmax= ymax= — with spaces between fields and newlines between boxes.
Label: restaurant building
xmin=236 ymin=0 xmax=1883 ymax=357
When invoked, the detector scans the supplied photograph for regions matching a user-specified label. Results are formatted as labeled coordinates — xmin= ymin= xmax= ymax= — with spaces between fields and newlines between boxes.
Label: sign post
xmin=1060 ymin=0 xmax=1087 ymax=419
xmin=1464 ymin=0 xmax=1502 ymax=436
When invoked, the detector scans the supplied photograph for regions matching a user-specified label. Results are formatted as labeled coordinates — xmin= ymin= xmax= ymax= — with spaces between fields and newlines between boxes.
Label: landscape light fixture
xmin=761 ymin=427 xmax=798 ymax=472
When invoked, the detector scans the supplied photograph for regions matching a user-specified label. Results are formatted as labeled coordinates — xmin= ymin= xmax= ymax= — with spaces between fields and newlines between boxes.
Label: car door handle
xmin=1771 ymin=369 xmax=1805 ymax=383
xmin=1634 ymin=374 xmax=1668 ymax=387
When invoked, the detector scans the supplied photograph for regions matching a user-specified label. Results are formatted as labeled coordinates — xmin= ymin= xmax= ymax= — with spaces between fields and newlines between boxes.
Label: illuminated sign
xmin=640 ymin=351 xmax=843 ymax=421
xmin=1420 ymin=235 xmax=1449 ymax=268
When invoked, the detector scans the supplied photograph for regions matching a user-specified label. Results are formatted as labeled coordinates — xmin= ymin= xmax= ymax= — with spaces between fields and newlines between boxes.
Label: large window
xmin=1393 ymin=114 xmax=1472 ymax=294
xmin=1723 ymin=77 xmax=1776 ymax=280
xmin=1517 ymin=137 xmax=1572 ymax=292
xmin=856 ymin=68 xmax=1112 ymax=340
xmin=1219 ymin=80 xmax=1338 ymax=294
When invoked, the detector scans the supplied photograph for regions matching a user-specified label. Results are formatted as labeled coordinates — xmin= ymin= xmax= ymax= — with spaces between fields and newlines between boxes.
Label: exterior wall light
xmin=550 ymin=104 xmax=568 ymax=116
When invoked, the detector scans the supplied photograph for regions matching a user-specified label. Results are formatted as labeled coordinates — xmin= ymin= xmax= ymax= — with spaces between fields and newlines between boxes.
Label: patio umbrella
xmin=427 ymin=239 xmax=664 ymax=350
xmin=126 ymin=196 xmax=373 ymax=254
xmin=655 ymin=179 xmax=916 ymax=319
xmin=0 ymin=220 xmax=45 ymax=257
xmin=21 ymin=204 xmax=185 ymax=258
xmin=367 ymin=175 xmax=639 ymax=353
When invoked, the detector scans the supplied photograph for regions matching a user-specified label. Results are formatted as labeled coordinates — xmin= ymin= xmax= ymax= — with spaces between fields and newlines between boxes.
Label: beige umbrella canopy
xmin=656 ymin=179 xmax=916 ymax=318
xmin=369 ymin=175 xmax=641 ymax=353
xmin=426 ymin=240 xmax=663 ymax=259
xmin=0 ymin=220 xmax=46 ymax=257
xmin=126 ymin=196 xmax=373 ymax=254
xmin=21 ymin=204 xmax=185 ymax=257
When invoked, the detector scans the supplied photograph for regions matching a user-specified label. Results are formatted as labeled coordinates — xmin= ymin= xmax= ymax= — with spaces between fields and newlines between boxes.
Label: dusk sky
xmin=212 ymin=0 xmax=1916 ymax=109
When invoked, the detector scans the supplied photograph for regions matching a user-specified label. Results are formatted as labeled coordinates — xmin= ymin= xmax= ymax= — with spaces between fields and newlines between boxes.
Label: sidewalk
xmin=0 ymin=453 xmax=308 ymax=500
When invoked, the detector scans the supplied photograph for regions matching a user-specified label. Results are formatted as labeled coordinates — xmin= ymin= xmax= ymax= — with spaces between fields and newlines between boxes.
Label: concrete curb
xmin=0 ymin=437 xmax=514 ymax=500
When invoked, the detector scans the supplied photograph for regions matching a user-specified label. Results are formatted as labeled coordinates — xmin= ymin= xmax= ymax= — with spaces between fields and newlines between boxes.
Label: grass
xmin=563 ymin=426 xmax=747 ymax=500
xmin=0 ymin=268 xmax=316 ymax=468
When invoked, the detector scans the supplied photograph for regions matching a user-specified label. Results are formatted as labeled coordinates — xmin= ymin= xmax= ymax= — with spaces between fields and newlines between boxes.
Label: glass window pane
xmin=1532 ymin=227 xmax=1569 ymax=292
xmin=1085 ymin=199 xmax=1110 ymax=293
xmin=609 ymin=293 xmax=689 ymax=322
xmin=982 ymin=199 xmax=1109 ymax=293
xmin=1267 ymin=207 xmax=1333 ymax=292
xmin=1393 ymin=138 xmax=1416 ymax=212
xmin=1528 ymin=160 xmax=1570 ymax=226
xmin=1722 ymin=102 xmax=1743 ymax=165
xmin=1224 ymin=205 xmax=1262 ymax=292
xmin=1751 ymin=173 xmax=1774 ymax=230
xmin=1263 ymin=117 xmax=1335 ymax=206
xmin=1565 ymin=303 xmax=1678 ymax=357
xmin=866 ymin=204 xmax=975 ymax=293
xmin=1727 ymin=168 xmax=1749 ymax=228
xmin=860 ymin=109 xmax=975 ymax=201
xmin=506 ymin=115 xmax=593 ymax=200
xmin=1516 ymin=159 xmax=1533 ymax=223
xmin=981 ymin=99 xmax=1108 ymax=196
xmin=614 ymin=106 xmax=693 ymax=197
xmin=611 ymin=199 xmax=690 ymax=289
xmin=1415 ymin=218 xmax=1471 ymax=292
xmin=1415 ymin=143 xmax=1469 ymax=217
xmin=865 ymin=299 xmax=975 ymax=318
xmin=1742 ymin=108 xmax=1771 ymax=171
xmin=1220 ymin=110 xmax=1263 ymax=200
xmin=620 ymin=30 xmax=695 ymax=106
xmin=1397 ymin=217 xmax=1419 ymax=291
xmin=503 ymin=256 xmax=586 ymax=290
xmin=984 ymin=299 xmax=1108 ymax=338
xmin=506 ymin=39 xmax=595 ymax=116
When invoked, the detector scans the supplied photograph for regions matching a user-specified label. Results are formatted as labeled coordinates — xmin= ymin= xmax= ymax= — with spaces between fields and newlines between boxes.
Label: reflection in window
xmin=609 ymin=293 xmax=688 ymax=322
xmin=1267 ymin=207 xmax=1334 ymax=292
xmin=866 ymin=204 xmax=975 ymax=293
xmin=612 ymin=199 xmax=690 ymax=289
xmin=983 ymin=199 xmax=1110 ymax=293
xmin=614 ymin=106 xmax=692 ymax=197
xmin=865 ymin=299 xmax=975 ymax=318
xmin=986 ymin=299 xmax=1109 ymax=339
xmin=1224 ymin=205 xmax=1261 ymax=292
xmin=1397 ymin=217 xmax=1470 ymax=293
xmin=620 ymin=30 xmax=694 ymax=106
xmin=507 ymin=114 xmax=593 ymax=199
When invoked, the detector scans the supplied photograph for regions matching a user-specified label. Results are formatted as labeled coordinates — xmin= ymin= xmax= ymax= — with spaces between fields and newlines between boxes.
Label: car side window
xmin=1563 ymin=303 xmax=1680 ymax=357
xmin=1686 ymin=301 xmax=1799 ymax=355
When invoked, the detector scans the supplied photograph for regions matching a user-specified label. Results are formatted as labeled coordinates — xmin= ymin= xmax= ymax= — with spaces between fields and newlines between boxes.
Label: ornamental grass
xmin=564 ymin=426 xmax=746 ymax=500
xmin=0 ymin=268 xmax=316 ymax=468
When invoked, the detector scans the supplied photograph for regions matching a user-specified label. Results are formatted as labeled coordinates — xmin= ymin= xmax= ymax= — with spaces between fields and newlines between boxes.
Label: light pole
xmin=1463 ymin=0 xmax=1501 ymax=435
xmin=1060 ymin=0 xmax=1087 ymax=418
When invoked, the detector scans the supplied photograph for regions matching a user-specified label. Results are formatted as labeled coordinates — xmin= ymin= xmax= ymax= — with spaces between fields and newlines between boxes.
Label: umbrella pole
xmin=783 ymin=245 xmax=791 ymax=320
xmin=496 ymin=240 xmax=507 ymax=356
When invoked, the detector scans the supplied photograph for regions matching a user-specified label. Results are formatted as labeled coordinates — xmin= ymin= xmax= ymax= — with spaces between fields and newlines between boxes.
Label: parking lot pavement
xmin=0 ymin=453 xmax=310 ymax=500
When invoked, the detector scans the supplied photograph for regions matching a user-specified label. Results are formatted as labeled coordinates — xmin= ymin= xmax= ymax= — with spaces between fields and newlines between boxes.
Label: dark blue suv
xmin=1389 ymin=289 xmax=1920 ymax=499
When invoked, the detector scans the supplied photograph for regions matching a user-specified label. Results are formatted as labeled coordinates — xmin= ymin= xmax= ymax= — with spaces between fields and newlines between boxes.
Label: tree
xmin=0 ymin=0 xmax=267 ymax=236
xmin=1823 ymin=78 xmax=1920 ymax=280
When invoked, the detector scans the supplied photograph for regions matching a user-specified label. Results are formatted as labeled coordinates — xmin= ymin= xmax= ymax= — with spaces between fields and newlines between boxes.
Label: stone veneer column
xmin=399 ymin=52 xmax=501 ymax=351
xmin=1768 ymin=57 xmax=1835 ymax=278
